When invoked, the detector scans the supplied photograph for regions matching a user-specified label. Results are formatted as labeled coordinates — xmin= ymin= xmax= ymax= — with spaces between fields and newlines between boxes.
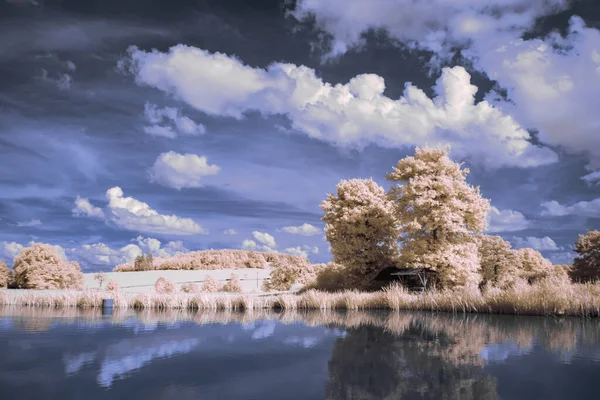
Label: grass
xmin=2 ymin=278 xmax=600 ymax=317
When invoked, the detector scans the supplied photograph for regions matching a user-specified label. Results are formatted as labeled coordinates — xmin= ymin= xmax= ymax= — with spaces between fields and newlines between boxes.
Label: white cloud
xmin=0 ymin=241 xmax=24 ymax=262
xmin=72 ymin=196 xmax=104 ymax=218
xmin=68 ymin=243 xmax=143 ymax=267
xmin=279 ymin=223 xmax=321 ymax=236
xmin=289 ymin=0 xmax=567 ymax=59
xmin=72 ymin=186 xmax=205 ymax=235
xmin=582 ymin=171 xmax=600 ymax=186
xmin=134 ymin=235 xmax=188 ymax=258
xmin=123 ymin=45 xmax=557 ymax=170
xmin=510 ymin=236 xmax=560 ymax=251
xmin=541 ymin=198 xmax=600 ymax=218
xmin=478 ymin=17 xmax=600 ymax=174
xmin=252 ymin=231 xmax=276 ymax=249
xmin=16 ymin=218 xmax=42 ymax=227
xmin=223 ymin=229 xmax=238 ymax=235
xmin=487 ymin=206 xmax=530 ymax=232
xmin=143 ymin=102 xmax=206 ymax=138
xmin=283 ymin=246 xmax=308 ymax=258
xmin=149 ymin=151 xmax=220 ymax=190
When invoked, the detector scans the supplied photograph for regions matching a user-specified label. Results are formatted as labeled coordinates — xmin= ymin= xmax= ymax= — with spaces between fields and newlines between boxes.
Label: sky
xmin=0 ymin=0 xmax=598 ymax=272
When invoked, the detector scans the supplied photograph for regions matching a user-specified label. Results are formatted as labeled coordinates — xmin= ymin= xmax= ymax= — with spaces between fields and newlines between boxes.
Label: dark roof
xmin=390 ymin=268 xmax=436 ymax=276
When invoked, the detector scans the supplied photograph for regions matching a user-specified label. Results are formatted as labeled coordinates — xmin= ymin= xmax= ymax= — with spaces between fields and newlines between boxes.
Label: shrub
xmin=571 ymin=230 xmax=600 ymax=283
xmin=263 ymin=257 xmax=319 ymax=291
xmin=155 ymin=277 xmax=175 ymax=294
xmin=105 ymin=280 xmax=120 ymax=292
xmin=222 ymin=273 xmax=243 ymax=293
xmin=0 ymin=260 xmax=10 ymax=288
xmin=201 ymin=275 xmax=220 ymax=292
xmin=180 ymin=283 xmax=200 ymax=293
xmin=12 ymin=243 xmax=84 ymax=290
xmin=309 ymin=262 xmax=349 ymax=292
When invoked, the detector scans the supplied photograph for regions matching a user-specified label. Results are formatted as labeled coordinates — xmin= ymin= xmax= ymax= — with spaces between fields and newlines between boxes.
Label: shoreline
xmin=2 ymin=282 xmax=600 ymax=317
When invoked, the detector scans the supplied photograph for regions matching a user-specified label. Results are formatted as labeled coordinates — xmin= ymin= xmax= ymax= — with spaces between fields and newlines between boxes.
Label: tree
xmin=94 ymin=272 xmax=107 ymax=289
xmin=0 ymin=260 xmax=10 ymax=288
xmin=570 ymin=230 xmax=600 ymax=283
xmin=513 ymin=248 xmax=553 ymax=283
xmin=321 ymin=178 xmax=400 ymax=289
xmin=475 ymin=235 xmax=518 ymax=289
xmin=12 ymin=243 xmax=84 ymax=290
xmin=134 ymin=253 xmax=154 ymax=271
xmin=201 ymin=275 xmax=220 ymax=292
xmin=386 ymin=146 xmax=490 ymax=288
xmin=263 ymin=256 xmax=319 ymax=291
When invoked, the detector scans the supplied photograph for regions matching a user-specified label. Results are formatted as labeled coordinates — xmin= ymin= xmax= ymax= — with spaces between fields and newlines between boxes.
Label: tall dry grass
xmin=1 ymin=276 xmax=600 ymax=317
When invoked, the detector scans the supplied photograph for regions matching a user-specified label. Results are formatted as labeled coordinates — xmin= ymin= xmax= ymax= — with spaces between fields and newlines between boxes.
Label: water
xmin=1 ymin=308 xmax=599 ymax=400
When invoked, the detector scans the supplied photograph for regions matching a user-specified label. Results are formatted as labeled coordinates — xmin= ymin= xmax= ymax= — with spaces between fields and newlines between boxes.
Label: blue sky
xmin=0 ymin=0 xmax=599 ymax=271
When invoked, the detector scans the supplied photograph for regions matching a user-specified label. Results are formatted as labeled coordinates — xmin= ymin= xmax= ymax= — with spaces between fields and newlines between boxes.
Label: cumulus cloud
xmin=0 ymin=241 xmax=24 ymax=262
xmin=122 ymin=45 xmax=557 ymax=170
xmin=223 ymin=229 xmax=238 ymax=235
xmin=252 ymin=231 xmax=276 ymax=249
xmin=282 ymin=245 xmax=319 ymax=258
xmin=541 ymin=198 xmax=600 ymax=218
xmin=16 ymin=218 xmax=42 ymax=227
xmin=548 ymin=251 xmax=577 ymax=265
xmin=478 ymin=17 xmax=600 ymax=174
xmin=487 ymin=206 xmax=530 ymax=232
xmin=68 ymin=243 xmax=143 ymax=268
xmin=72 ymin=186 xmax=205 ymax=235
xmin=148 ymin=151 xmax=220 ymax=190
xmin=134 ymin=235 xmax=188 ymax=258
xmin=143 ymin=103 xmax=206 ymax=138
xmin=582 ymin=171 xmax=600 ymax=186
xmin=289 ymin=0 xmax=568 ymax=59
xmin=279 ymin=223 xmax=321 ymax=236
xmin=510 ymin=236 xmax=560 ymax=251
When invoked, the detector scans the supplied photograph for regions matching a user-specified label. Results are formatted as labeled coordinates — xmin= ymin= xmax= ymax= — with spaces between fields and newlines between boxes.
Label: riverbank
xmin=2 ymin=279 xmax=600 ymax=317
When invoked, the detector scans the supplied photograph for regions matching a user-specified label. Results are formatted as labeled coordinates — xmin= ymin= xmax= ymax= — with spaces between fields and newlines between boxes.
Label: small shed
xmin=372 ymin=267 xmax=436 ymax=291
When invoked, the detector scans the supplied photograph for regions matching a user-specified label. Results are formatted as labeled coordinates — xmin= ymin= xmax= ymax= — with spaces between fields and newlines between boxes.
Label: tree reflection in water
xmin=325 ymin=316 xmax=500 ymax=400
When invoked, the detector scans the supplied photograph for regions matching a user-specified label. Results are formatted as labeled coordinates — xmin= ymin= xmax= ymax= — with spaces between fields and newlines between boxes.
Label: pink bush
xmin=12 ymin=243 xmax=84 ymax=290
xmin=105 ymin=280 xmax=120 ymax=292
xmin=155 ymin=277 xmax=175 ymax=293
xmin=221 ymin=273 xmax=243 ymax=293
xmin=264 ymin=258 xmax=320 ymax=291
xmin=201 ymin=275 xmax=221 ymax=292
xmin=180 ymin=283 xmax=200 ymax=293
xmin=0 ymin=260 xmax=10 ymax=288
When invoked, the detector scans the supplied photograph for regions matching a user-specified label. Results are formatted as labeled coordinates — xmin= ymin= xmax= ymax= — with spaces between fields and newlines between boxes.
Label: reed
xmin=2 ymin=277 xmax=600 ymax=317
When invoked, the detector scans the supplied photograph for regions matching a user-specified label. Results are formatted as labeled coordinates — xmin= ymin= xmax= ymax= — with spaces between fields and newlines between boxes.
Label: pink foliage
xmin=386 ymin=146 xmax=491 ymax=288
xmin=180 ymin=283 xmax=200 ymax=293
xmin=201 ymin=275 xmax=221 ymax=292
xmin=221 ymin=273 xmax=243 ymax=292
xmin=264 ymin=257 xmax=321 ymax=291
xmin=113 ymin=249 xmax=305 ymax=272
xmin=321 ymin=178 xmax=400 ymax=288
xmin=155 ymin=277 xmax=175 ymax=293
xmin=0 ymin=260 xmax=10 ymax=288
xmin=12 ymin=243 xmax=84 ymax=290
xmin=105 ymin=280 xmax=120 ymax=292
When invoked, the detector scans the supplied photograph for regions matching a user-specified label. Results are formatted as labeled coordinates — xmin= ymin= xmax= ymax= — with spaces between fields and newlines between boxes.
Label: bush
xmin=0 ymin=260 xmax=10 ymax=288
xmin=263 ymin=258 xmax=319 ymax=291
xmin=222 ymin=273 xmax=243 ymax=293
xmin=105 ymin=280 xmax=120 ymax=292
xmin=12 ymin=243 xmax=84 ymax=290
xmin=134 ymin=253 xmax=154 ymax=271
xmin=201 ymin=275 xmax=220 ymax=292
xmin=155 ymin=277 xmax=175 ymax=294
xmin=180 ymin=283 xmax=200 ymax=293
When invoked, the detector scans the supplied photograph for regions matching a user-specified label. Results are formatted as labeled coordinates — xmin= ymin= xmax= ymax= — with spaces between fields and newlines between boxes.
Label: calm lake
xmin=1 ymin=307 xmax=599 ymax=400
